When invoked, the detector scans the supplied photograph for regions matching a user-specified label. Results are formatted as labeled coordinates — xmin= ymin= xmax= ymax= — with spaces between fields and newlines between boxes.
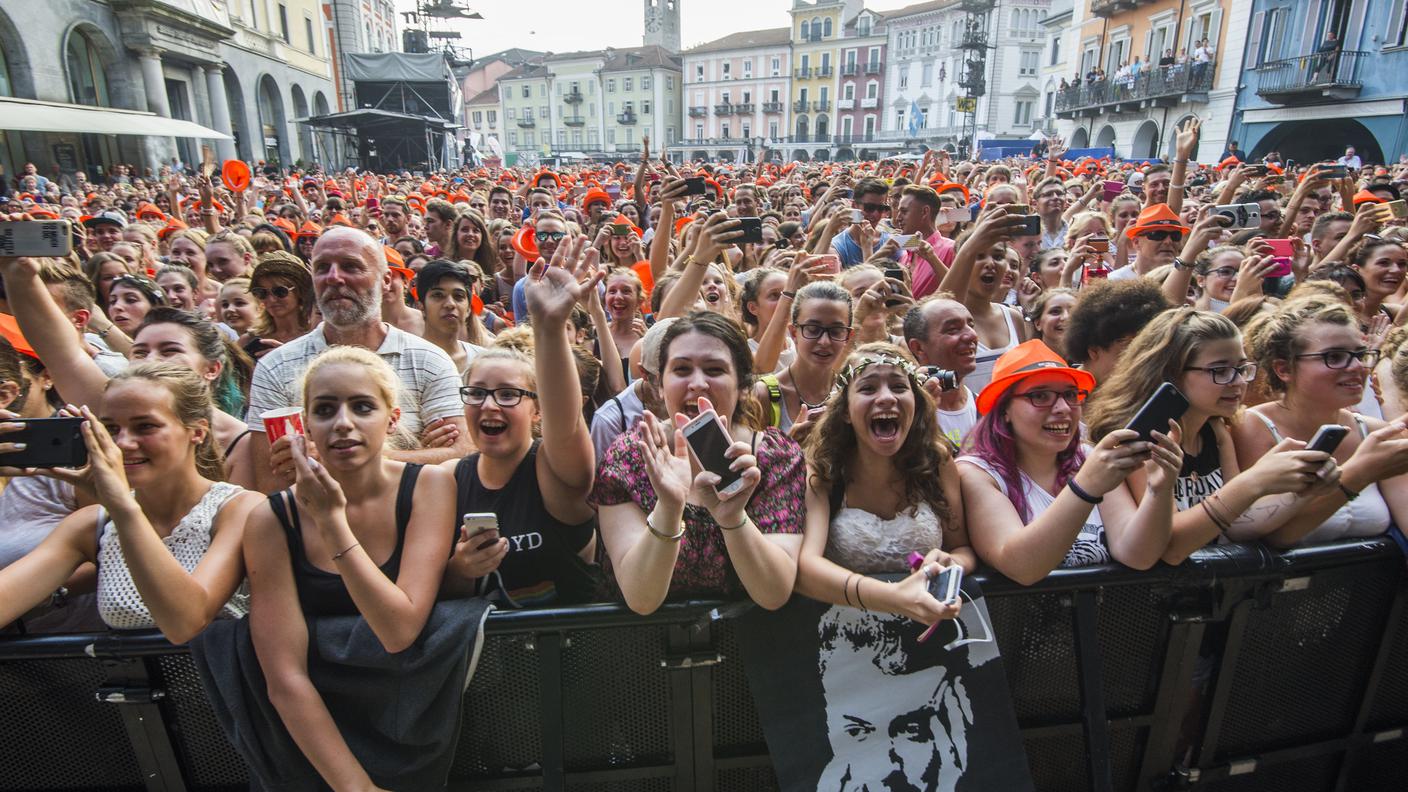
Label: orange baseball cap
xmin=976 ymin=339 xmax=1096 ymax=415
xmin=1352 ymin=189 xmax=1387 ymax=206
xmin=1125 ymin=203 xmax=1191 ymax=240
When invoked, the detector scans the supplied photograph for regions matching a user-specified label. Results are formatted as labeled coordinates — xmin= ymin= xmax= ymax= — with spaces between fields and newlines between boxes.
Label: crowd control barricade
xmin=0 ymin=538 xmax=1403 ymax=791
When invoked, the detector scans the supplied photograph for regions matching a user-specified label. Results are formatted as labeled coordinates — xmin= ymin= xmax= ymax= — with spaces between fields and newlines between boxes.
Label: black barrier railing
xmin=0 ymin=539 xmax=1404 ymax=791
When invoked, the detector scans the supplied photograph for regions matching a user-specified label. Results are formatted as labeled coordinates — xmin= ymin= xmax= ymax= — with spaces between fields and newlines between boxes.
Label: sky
xmin=395 ymin=0 xmax=922 ymax=59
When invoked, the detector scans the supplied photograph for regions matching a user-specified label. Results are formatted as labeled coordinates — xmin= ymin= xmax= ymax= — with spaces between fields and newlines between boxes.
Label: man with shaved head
xmin=245 ymin=227 xmax=471 ymax=493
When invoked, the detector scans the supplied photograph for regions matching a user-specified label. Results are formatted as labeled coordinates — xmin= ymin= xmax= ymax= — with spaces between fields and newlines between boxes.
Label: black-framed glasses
xmin=1140 ymin=230 xmax=1184 ymax=242
xmin=250 ymin=285 xmax=296 ymax=300
xmin=460 ymin=386 xmax=538 ymax=407
xmin=1184 ymin=361 xmax=1258 ymax=385
xmin=1294 ymin=348 xmax=1381 ymax=369
xmin=1205 ymin=266 xmax=1238 ymax=279
xmin=1012 ymin=388 xmax=1089 ymax=408
xmin=535 ymin=231 xmax=567 ymax=243
xmin=859 ymin=202 xmax=890 ymax=214
xmin=796 ymin=323 xmax=853 ymax=342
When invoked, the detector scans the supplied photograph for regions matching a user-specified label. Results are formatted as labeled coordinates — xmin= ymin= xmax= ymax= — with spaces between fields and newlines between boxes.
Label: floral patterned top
xmin=592 ymin=426 xmax=806 ymax=599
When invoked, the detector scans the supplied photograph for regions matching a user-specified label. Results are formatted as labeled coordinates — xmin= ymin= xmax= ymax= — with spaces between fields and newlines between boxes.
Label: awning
xmin=0 ymin=97 xmax=232 ymax=140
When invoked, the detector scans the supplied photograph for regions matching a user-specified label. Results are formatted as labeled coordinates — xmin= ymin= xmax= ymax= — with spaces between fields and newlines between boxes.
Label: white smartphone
xmin=0 ymin=220 xmax=73 ymax=257
xmin=462 ymin=512 xmax=499 ymax=549
xmin=927 ymin=564 xmax=963 ymax=606
xmin=850 ymin=208 xmax=865 ymax=224
xmin=680 ymin=409 xmax=747 ymax=496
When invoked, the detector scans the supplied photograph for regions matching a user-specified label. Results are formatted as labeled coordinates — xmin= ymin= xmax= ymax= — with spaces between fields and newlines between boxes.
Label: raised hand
xmin=678 ymin=398 xmax=762 ymax=527
xmin=1175 ymin=117 xmax=1202 ymax=161
xmin=638 ymin=411 xmax=692 ymax=514
xmin=1075 ymin=429 xmax=1153 ymax=496
xmin=524 ymin=234 xmax=606 ymax=327
xmin=290 ymin=434 xmax=347 ymax=522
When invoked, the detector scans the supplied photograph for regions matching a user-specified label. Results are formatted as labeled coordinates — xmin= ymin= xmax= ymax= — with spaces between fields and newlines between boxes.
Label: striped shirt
xmin=244 ymin=323 xmax=462 ymax=437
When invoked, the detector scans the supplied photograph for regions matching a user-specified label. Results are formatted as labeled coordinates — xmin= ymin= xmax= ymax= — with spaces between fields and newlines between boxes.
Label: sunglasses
xmin=859 ymin=203 xmax=890 ymax=214
xmin=535 ymin=231 xmax=567 ymax=242
xmin=250 ymin=285 xmax=296 ymax=300
xmin=1139 ymin=230 xmax=1184 ymax=242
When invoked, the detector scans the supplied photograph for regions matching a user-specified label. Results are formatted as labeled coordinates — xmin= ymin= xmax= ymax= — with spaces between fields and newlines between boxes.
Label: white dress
xmin=825 ymin=501 xmax=945 ymax=575
xmin=96 ymin=482 xmax=248 ymax=630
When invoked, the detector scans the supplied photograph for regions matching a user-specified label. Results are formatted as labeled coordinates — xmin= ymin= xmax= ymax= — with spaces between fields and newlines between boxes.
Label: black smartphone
xmin=242 ymin=337 xmax=266 ymax=358
xmin=883 ymin=265 xmax=905 ymax=281
xmin=682 ymin=176 xmax=708 ymax=196
xmin=1015 ymin=215 xmax=1042 ymax=236
xmin=1306 ymin=424 xmax=1350 ymax=455
xmin=1319 ymin=165 xmax=1348 ymax=179
xmin=737 ymin=217 xmax=764 ymax=245
xmin=0 ymin=417 xmax=88 ymax=469
xmin=681 ymin=409 xmax=745 ymax=495
xmin=1124 ymin=382 xmax=1189 ymax=443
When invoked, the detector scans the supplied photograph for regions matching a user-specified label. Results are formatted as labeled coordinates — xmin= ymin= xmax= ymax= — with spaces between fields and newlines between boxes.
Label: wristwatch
xmin=1171 ymin=257 xmax=1191 ymax=271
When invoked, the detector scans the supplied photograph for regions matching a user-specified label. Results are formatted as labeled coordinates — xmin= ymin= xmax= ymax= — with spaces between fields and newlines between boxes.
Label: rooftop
xmin=684 ymin=27 xmax=792 ymax=54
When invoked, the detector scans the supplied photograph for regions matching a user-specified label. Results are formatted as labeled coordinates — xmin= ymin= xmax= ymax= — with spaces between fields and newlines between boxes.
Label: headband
xmin=836 ymin=352 xmax=921 ymax=390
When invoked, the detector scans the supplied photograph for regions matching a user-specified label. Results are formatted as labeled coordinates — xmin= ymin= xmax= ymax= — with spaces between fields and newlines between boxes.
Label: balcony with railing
xmin=836 ymin=98 xmax=855 ymax=110
xmin=864 ymin=60 xmax=883 ymax=74
xmin=794 ymin=67 xmax=812 ymax=79
xmin=688 ymin=106 xmax=708 ymax=118
xmin=762 ymin=101 xmax=785 ymax=113
xmin=818 ymin=66 xmax=834 ymax=77
xmin=714 ymin=102 xmax=733 ymax=115
xmin=617 ymin=111 xmax=638 ymax=125
xmin=861 ymin=96 xmax=878 ymax=109
xmin=1054 ymin=61 xmax=1216 ymax=116
xmin=734 ymin=102 xmax=755 ymax=114
xmin=517 ymin=116 xmax=536 ymax=128
xmin=563 ymin=88 xmax=584 ymax=104
xmin=1090 ymin=0 xmax=1159 ymax=17
xmin=793 ymin=99 xmax=808 ymax=113
xmin=813 ymin=99 xmax=831 ymax=112
xmin=841 ymin=63 xmax=859 ymax=76
xmin=1254 ymin=50 xmax=1366 ymax=103
xmin=563 ymin=115 xmax=585 ymax=126
xmin=831 ymin=133 xmax=877 ymax=145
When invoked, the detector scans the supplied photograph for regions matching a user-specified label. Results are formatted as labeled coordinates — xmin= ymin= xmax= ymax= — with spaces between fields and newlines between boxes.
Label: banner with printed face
xmin=734 ymin=581 xmax=1033 ymax=792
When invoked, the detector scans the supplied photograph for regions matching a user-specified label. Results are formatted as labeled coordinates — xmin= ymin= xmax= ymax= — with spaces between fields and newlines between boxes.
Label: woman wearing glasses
xmin=439 ymin=237 xmax=600 ymax=607
xmin=241 ymin=252 xmax=315 ymax=360
xmin=753 ymin=282 xmax=854 ymax=443
xmin=1232 ymin=296 xmax=1408 ymax=546
xmin=1086 ymin=308 xmax=1340 ymax=563
xmin=957 ymin=340 xmax=1182 ymax=584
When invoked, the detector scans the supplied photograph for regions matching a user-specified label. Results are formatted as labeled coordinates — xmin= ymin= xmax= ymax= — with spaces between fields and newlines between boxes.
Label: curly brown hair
xmin=804 ymin=342 xmax=956 ymax=526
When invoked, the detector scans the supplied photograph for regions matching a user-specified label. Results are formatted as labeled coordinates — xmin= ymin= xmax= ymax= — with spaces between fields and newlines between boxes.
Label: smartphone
xmin=0 ymin=417 xmax=88 ymax=469
xmin=1244 ymin=164 xmax=1269 ymax=177
xmin=883 ymin=265 xmax=906 ymax=281
xmin=1089 ymin=236 xmax=1110 ymax=253
xmin=1319 ymin=165 xmax=1349 ymax=179
xmin=1013 ymin=215 xmax=1042 ymax=236
xmin=1212 ymin=203 xmax=1262 ymax=230
xmin=1006 ymin=204 xmax=1031 ymax=216
xmin=681 ymin=176 xmax=708 ymax=196
xmin=1084 ymin=262 xmax=1111 ymax=280
xmin=680 ymin=409 xmax=746 ymax=496
xmin=927 ymin=564 xmax=963 ymax=606
xmin=0 ymin=220 xmax=73 ymax=257
xmin=850 ymin=208 xmax=865 ymax=224
xmin=737 ymin=216 xmax=764 ymax=245
xmin=901 ymin=234 xmax=924 ymax=250
xmin=1387 ymin=200 xmax=1408 ymax=220
xmin=815 ymin=253 xmax=841 ymax=274
xmin=241 ymin=337 xmax=266 ymax=358
xmin=1124 ymin=382 xmax=1189 ymax=443
xmin=1102 ymin=180 xmax=1125 ymax=201
xmin=940 ymin=206 xmax=971 ymax=224
xmin=1306 ymin=424 xmax=1350 ymax=456
xmin=462 ymin=512 xmax=500 ymax=550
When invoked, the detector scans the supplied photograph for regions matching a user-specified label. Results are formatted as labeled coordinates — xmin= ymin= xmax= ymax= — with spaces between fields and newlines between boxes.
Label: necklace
xmin=788 ymin=362 xmax=832 ymax=411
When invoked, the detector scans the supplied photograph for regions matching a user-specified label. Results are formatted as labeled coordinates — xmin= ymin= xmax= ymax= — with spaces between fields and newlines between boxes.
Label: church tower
xmin=643 ymin=0 xmax=681 ymax=52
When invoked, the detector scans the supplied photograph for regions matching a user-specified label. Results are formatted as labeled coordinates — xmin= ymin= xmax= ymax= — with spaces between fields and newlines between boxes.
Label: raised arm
xmin=648 ymin=178 xmax=687 ymax=282
xmin=938 ymin=206 xmax=1016 ymax=300
xmin=0 ymin=253 xmax=110 ymax=409
xmin=1161 ymin=209 xmax=1223 ymax=306
xmin=524 ymin=235 xmax=604 ymax=520
xmin=657 ymin=213 xmax=742 ymax=320
xmin=1168 ymin=118 xmax=1200 ymax=216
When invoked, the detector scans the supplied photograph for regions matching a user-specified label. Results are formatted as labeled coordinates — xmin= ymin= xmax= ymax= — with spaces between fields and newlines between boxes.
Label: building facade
xmin=1053 ymin=0 xmax=1243 ymax=161
xmin=787 ymin=0 xmax=855 ymax=161
xmin=833 ymin=7 xmax=887 ymax=157
xmin=601 ymin=46 xmax=683 ymax=155
xmin=1037 ymin=0 xmax=1074 ymax=137
xmin=0 ymin=0 xmax=336 ymax=181
xmin=675 ymin=27 xmax=793 ymax=162
xmin=499 ymin=61 xmax=551 ymax=165
xmin=1229 ymin=0 xmax=1408 ymax=164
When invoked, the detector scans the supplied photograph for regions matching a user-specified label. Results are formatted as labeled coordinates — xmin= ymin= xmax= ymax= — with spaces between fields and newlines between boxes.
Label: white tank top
xmin=826 ymin=501 xmax=945 ymax=575
xmin=96 ymin=482 xmax=248 ymax=630
xmin=968 ymin=305 xmax=1022 ymax=393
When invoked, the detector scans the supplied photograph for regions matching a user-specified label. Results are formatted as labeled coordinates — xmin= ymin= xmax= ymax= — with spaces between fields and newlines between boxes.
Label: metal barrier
xmin=0 ymin=539 xmax=1403 ymax=792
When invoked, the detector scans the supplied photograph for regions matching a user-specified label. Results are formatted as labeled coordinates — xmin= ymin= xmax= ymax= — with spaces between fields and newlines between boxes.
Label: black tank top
xmin=453 ymin=442 xmax=598 ymax=606
xmin=271 ymin=464 xmax=423 ymax=618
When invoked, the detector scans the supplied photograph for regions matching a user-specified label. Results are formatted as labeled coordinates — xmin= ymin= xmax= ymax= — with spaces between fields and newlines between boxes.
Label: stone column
xmin=203 ymin=64 xmax=238 ymax=162
xmin=136 ymin=48 xmax=176 ymax=169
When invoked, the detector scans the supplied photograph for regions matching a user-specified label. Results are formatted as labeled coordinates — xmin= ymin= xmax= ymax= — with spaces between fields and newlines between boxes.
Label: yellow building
xmin=788 ymin=0 xmax=851 ymax=158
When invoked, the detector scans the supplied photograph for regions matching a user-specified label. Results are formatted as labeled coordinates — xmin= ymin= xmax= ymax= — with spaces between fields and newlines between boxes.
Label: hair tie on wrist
xmin=1067 ymin=479 xmax=1103 ymax=504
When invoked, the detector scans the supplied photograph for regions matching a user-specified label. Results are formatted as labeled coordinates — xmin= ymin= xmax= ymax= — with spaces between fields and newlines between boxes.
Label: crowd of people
xmin=1 ymin=121 xmax=1407 ymax=788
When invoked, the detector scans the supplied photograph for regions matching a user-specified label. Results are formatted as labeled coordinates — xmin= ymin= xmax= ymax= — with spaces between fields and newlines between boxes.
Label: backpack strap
xmin=758 ymin=373 xmax=783 ymax=429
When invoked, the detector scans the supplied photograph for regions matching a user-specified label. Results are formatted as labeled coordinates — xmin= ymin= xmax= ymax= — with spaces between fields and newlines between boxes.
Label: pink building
xmin=835 ymin=8 xmax=888 ymax=153
xmin=673 ymin=28 xmax=793 ymax=163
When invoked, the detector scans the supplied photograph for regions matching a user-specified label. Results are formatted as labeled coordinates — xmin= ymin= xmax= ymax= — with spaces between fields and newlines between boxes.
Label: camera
xmin=921 ymin=366 xmax=959 ymax=393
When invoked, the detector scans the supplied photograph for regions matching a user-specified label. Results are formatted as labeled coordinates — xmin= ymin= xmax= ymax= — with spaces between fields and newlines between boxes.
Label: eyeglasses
xmin=1140 ymin=230 xmax=1184 ymax=242
xmin=250 ymin=285 xmax=296 ymax=300
xmin=1206 ymin=267 xmax=1239 ymax=279
xmin=1184 ymin=361 xmax=1258 ymax=385
xmin=859 ymin=203 xmax=890 ymax=214
xmin=535 ymin=231 xmax=567 ymax=242
xmin=460 ymin=386 xmax=538 ymax=407
xmin=796 ymin=323 xmax=853 ymax=342
xmin=1294 ymin=348 xmax=1381 ymax=369
xmin=1012 ymin=388 xmax=1089 ymax=408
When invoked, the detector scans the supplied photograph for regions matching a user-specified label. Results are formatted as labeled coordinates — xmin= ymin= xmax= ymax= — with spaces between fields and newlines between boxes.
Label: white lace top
xmin=825 ymin=501 xmax=945 ymax=575
xmin=96 ymin=482 xmax=248 ymax=630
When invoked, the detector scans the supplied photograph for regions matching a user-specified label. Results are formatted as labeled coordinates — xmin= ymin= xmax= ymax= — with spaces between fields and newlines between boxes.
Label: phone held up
xmin=461 ymin=512 xmax=500 ymax=550
xmin=0 ymin=417 xmax=88 ymax=469
xmin=1124 ymin=382 xmax=1189 ymax=444
xmin=680 ymin=409 xmax=747 ymax=496
xmin=0 ymin=220 xmax=73 ymax=257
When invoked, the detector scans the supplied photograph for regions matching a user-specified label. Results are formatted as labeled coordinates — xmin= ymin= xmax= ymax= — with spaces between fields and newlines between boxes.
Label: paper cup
xmin=261 ymin=407 xmax=304 ymax=442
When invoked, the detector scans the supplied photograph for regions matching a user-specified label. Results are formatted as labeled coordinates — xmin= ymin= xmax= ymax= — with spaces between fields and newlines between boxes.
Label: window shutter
xmin=1245 ymin=11 xmax=1264 ymax=69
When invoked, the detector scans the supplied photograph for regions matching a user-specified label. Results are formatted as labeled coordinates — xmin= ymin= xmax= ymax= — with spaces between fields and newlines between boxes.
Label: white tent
xmin=0 ymin=97 xmax=231 ymax=139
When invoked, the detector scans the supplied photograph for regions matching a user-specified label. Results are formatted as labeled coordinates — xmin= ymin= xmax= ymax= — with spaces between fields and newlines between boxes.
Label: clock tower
xmin=643 ymin=0 xmax=681 ymax=52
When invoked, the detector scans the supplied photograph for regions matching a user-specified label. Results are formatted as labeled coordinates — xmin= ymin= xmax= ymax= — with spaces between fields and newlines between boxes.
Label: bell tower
xmin=643 ymin=0 xmax=681 ymax=52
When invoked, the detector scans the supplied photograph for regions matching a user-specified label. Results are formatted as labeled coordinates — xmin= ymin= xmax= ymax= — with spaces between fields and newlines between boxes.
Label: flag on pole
xmin=907 ymin=100 xmax=923 ymax=138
